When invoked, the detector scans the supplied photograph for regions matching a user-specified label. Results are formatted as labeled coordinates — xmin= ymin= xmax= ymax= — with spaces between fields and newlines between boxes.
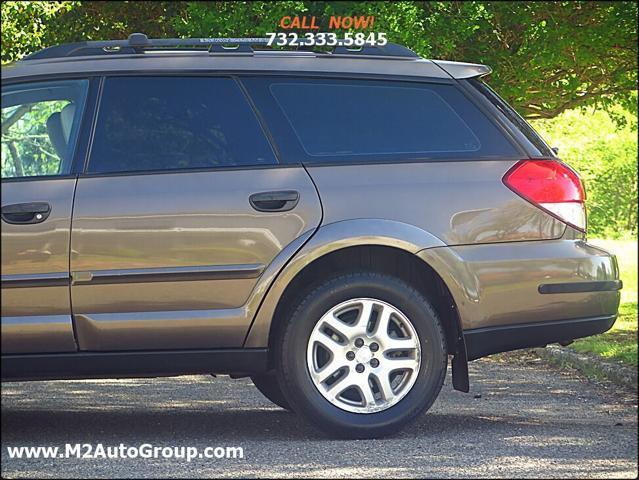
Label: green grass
xmin=570 ymin=238 xmax=638 ymax=367
xmin=588 ymin=238 xmax=638 ymax=304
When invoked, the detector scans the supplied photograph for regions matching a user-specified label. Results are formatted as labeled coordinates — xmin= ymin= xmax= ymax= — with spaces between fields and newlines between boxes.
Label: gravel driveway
xmin=1 ymin=355 xmax=637 ymax=478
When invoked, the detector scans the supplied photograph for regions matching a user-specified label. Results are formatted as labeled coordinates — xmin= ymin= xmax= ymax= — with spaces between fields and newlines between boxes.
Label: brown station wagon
xmin=0 ymin=34 xmax=622 ymax=438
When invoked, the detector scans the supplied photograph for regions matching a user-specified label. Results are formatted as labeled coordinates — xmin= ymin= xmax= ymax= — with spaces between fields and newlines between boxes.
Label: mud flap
xmin=451 ymin=333 xmax=470 ymax=393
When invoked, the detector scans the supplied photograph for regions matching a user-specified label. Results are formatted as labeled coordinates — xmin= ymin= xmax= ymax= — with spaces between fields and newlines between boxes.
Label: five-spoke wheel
xmin=275 ymin=272 xmax=447 ymax=438
xmin=306 ymin=298 xmax=421 ymax=413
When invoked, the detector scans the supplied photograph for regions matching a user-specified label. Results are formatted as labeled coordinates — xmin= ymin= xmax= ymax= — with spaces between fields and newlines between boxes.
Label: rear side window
xmin=88 ymin=77 xmax=276 ymax=174
xmin=1 ymin=80 xmax=87 ymax=178
xmin=243 ymin=77 xmax=518 ymax=164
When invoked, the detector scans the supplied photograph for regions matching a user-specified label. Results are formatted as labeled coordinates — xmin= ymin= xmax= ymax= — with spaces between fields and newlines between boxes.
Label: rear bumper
xmin=463 ymin=314 xmax=616 ymax=360
xmin=417 ymin=240 xmax=621 ymax=358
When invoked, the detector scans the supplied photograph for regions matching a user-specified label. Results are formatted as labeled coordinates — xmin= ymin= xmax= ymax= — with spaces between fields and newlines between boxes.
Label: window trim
xmin=77 ymin=76 xmax=104 ymax=175
xmin=234 ymin=77 xmax=284 ymax=165
xmin=2 ymin=70 xmax=457 ymax=88
xmin=83 ymin=74 xmax=280 ymax=176
xmin=1 ymin=173 xmax=78 ymax=184
xmin=291 ymin=154 xmax=527 ymax=169
xmin=1 ymin=77 xmax=91 ymax=181
xmin=77 ymin=162 xmax=300 ymax=179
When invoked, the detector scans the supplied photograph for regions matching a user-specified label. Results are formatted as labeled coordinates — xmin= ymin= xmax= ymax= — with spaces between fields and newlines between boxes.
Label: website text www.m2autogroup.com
xmin=6 ymin=443 xmax=244 ymax=463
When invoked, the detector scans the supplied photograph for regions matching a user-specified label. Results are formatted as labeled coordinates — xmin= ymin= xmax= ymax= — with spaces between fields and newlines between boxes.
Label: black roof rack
xmin=23 ymin=33 xmax=420 ymax=61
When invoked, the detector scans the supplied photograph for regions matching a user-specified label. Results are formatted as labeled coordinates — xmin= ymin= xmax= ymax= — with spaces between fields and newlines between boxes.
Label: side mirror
xmin=551 ymin=146 xmax=559 ymax=155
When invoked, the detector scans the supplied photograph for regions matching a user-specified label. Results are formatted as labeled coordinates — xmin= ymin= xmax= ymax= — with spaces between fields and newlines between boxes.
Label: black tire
xmin=275 ymin=271 xmax=447 ymax=439
xmin=251 ymin=373 xmax=293 ymax=411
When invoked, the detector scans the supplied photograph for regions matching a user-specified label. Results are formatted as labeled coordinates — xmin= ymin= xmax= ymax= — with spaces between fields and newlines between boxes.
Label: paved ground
xmin=1 ymin=354 xmax=637 ymax=478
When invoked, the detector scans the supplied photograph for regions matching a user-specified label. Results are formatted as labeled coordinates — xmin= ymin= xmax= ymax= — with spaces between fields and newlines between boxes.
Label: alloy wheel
xmin=306 ymin=298 xmax=421 ymax=414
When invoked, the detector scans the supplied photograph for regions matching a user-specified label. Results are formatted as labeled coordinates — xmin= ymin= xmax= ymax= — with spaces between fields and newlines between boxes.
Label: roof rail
xmin=23 ymin=33 xmax=420 ymax=61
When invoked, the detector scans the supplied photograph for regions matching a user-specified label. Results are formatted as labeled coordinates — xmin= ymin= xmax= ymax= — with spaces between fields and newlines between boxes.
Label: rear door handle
xmin=249 ymin=191 xmax=299 ymax=212
xmin=1 ymin=202 xmax=51 ymax=224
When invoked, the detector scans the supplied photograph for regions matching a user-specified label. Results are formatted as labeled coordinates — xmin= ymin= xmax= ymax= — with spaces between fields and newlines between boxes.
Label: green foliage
xmin=1 ymin=1 xmax=78 ymax=63
xmin=38 ymin=1 xmax=183 ymax=45
xmin=1 ymin=1 xmax=637 ymax=121
xmin=532 ymin=105 xmax=638 ymax=238
xmin=172 ymin=1 xmax=638 ymax=120
xmin=571 ymin=302 xmax=637 ymax=366
xmin=1 ymin=1 xmax=181 ymax=63
xmin=589 ymin=239 xmax=637 ymax=303
xmin=173 ymin=1 xmax=307 ymax=38
xmin=1 ymin=101 xmax=68 ymax=177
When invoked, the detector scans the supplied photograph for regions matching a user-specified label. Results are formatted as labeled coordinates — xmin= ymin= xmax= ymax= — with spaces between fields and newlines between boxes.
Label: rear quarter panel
xmin=418 ymin=240 xmax=620 ymax=330
xmin=305 ymin=161 xmax=565 ymax=245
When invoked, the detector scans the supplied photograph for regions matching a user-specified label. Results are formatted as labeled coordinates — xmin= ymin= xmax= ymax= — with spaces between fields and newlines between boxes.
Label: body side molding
xmin=1 ymin=315 xmax=78 ymax=353
xmin=71 ymin=263 xmax=265 ymax=285
xmin=1 ymin=272 xmax=70 ymax=288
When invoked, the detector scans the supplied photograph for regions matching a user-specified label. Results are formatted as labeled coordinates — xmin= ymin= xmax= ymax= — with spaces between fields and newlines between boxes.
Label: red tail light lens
xmin=503 ymin=159 xmax=586 ymax=232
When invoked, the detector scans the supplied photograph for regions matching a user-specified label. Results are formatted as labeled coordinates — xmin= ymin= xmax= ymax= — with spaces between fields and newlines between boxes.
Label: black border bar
xmin=1 ymin=348 xmax=268 ymax=381
xmin=538 ymin=280 xmax=622 ymax=294
xmin=464 ymin=314 xmax=617 ymax=361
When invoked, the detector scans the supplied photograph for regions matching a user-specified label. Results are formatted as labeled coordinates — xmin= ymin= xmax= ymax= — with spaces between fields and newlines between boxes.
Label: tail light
xmin=503 ymin=159 xmax=586 ymax=232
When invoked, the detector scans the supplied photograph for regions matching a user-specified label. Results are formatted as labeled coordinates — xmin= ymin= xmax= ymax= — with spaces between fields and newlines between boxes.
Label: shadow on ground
xmin=2 ymin=358 xmax=637 ymax=478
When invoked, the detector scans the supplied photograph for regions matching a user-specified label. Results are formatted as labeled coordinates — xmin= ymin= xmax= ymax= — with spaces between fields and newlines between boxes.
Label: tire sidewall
xmin=278 ymin=273 xmax=447 ymax=436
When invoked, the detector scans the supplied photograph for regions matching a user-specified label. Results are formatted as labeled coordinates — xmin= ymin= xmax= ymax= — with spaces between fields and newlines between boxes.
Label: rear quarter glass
xmin=466 ymin=78 xmax=555 ymax=158
xmin=241 ymin=77 xmax=520 ymax=165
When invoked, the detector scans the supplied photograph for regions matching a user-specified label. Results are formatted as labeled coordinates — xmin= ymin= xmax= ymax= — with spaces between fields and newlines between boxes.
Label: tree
xmin=2 ymin=2 xmax=636 ymax=120
xmin=1 ymin=1 xmax=181 ymax=63
xmin=418 ymin=2 xmax=638 ymax=120
xmin=1 ymin=1 xmax=77 ymax=63
xmin=173 ymin=1 xmax=638 ymax=120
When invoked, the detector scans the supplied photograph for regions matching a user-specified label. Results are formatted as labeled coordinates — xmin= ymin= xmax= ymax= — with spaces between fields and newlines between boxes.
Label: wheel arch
xmin=243 ymin=220 xmax=468 ymax=392
xmin=244 ymin=219 xmax=443 ymax=347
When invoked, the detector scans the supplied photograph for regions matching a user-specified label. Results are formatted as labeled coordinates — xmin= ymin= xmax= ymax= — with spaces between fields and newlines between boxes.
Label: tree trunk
xmin=2 ymin=104 xmax=33 ymax=136
xmin=7 ymin=141 xmax=24 ymax=177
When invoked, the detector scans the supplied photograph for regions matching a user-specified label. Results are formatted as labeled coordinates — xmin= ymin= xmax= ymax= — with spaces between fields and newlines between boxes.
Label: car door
xmin=70 ymin=75 xmax=321 ymax=351
xmin=1 ymin=79 xmax=88 ymax=353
